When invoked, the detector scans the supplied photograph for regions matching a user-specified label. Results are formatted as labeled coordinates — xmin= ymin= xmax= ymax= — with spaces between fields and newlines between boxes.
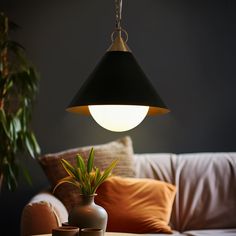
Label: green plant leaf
xmin=91 ymin=167 xmax=101 ymax=193
xmin=29 ymin=67 xmax=40 ymax=82
xmin=75 ymin=167 xmax=84 ymax=183
xmin=57 ymin=149 xmax=118 ymax=195
xmin=12 ymin=116 xmax=21 ymax=133
xmin=20 ymin=107 xmax=27 ymax=133
xmin=93 ymin=159 xmax=119 ymax=192
xmin=76 ymin=168 xmax=90 ymax=194
xmin=87 ymin=147 xmax=94 ymax=173
xmin=5 ymin=40 xmax=25 ymax=51
xmin=20 ymin=164 xmax=32 ymax=186
xmin=9 ymin=119 xmax=14 ymax=139
xmin=0 ymin=12 xmax=40 ymax=191
xmin=0 ymin=108 xmax=11 ymax=138
xmin=3 ymin=78 xmax=13 ymax=94
xmin=9 ymin=45 xmax=28 ymax=71
xmin=76 ymin=154 xmax=86 ymax=175
xmin=76 ymin=167 xmax=91 ymax=195
xmin=0 ymin=73 xmax=5 ymax=91
xmin=94 ymin=167 xmax=101 ymax=182
xmin=2 ymin=158 xmax=18 ymax=191
xmin=25 ymin=133 xmax=35 ymax=158
xmin=61 ymin=159 xmax=77 ymax=178
xmin=53 ymin=176 xmax=80 ymax=193
xmin=22 ymin=131 xmax=40 ymax=158
xmin=102 ymin=159 xmax=118 ymax=178
xmin=29 ymin=132 xmax=41 ymax=155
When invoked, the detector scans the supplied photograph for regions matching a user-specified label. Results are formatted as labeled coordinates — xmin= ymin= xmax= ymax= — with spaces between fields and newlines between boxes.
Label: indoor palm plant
xmin=54 ymin=148 xmax=118 ymax=230
xmin=0 ymin=12 xmax=40 ymax=191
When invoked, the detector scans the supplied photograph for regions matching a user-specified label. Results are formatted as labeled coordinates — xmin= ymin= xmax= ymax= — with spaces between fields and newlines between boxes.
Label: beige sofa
xmin=21 ymin=152 xmax=236 ymax=236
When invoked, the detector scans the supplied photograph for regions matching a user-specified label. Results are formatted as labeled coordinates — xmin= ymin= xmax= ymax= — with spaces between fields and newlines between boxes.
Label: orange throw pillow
xmin=95 ymin=176 xmax=176 ymax=234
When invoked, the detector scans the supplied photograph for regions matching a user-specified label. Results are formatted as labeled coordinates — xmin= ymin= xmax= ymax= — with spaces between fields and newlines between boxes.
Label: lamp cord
xmin=115 ymin=0 xmax=122 ymax=30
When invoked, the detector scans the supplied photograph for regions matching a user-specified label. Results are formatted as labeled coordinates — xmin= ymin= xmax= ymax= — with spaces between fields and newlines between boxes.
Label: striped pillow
xmin=39 ymin=136 xmax=135 ymax=211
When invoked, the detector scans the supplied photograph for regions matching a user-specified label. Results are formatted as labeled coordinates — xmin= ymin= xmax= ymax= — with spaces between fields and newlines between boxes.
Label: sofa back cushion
xmin=134 ymin=153 xmax=177 ymax=184
xmin=134 ymin=153 xmax=236 ymax=231
xmin=133 ymin=153 xmax=178 ymax=229
xmin=175 ymin=153 xmax=236 ymax=231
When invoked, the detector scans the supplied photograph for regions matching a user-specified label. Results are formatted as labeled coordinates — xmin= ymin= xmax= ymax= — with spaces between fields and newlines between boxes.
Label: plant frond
xmin=61 ymin=159 xmax=77 ymax=178
xmin=76 ymin=154 xmax=86 ymax=175
xmin=87 ymin=147 xmax=94 ymax=173
xmin=57 ymin=149 xmax=118 ymax=195
xmin=53 ymin=176 xmax=79 ymax=193
xmin=93 ymin=159 xmax=119 ymax=192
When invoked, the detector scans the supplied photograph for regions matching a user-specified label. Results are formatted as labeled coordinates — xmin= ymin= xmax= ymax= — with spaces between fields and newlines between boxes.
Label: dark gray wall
xmin=1 ymin=0 xmax=236 ymax=235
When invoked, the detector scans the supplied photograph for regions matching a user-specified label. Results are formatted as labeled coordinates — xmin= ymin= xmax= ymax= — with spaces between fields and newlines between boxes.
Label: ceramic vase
xmin=68 ymin=194 xmax=107 ymax=231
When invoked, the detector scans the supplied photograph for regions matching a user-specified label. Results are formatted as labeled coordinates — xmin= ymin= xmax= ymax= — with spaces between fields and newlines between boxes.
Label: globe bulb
xmin=88 ymin=105 xmax=149 ymax=132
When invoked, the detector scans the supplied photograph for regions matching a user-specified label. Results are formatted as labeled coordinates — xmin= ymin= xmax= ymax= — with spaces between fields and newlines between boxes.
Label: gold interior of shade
xmin=66 ymin=106 xmax=170 ymax=116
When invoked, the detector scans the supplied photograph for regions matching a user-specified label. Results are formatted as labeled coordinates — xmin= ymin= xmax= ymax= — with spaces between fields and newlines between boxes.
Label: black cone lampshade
xmin=67 ymin=1 xmax=169 ymax=132
xmin=67 ymin=50 xmax=169 ymax=115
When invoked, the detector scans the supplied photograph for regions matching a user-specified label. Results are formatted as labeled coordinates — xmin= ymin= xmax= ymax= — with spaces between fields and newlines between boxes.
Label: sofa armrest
xmin=21 ymin=191 xmax=68 ymax=236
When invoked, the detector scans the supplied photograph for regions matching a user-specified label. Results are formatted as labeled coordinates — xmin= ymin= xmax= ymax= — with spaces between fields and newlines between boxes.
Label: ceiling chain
xmin=115 ymin=0 xmax=122 ymax=30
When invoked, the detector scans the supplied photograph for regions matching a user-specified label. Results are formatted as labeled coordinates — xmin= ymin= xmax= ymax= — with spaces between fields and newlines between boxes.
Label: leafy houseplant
xmin=54 ymin=148 xmax=118 ymax=230
xmin=54 ymin=148 xmax=118 ymax=195
xmin=0 ymin=13 xmax=40 ymax=191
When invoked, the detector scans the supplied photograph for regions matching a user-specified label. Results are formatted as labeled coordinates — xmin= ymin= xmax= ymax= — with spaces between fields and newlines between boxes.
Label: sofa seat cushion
xmin=107 ymin=230 xmax=236 ymax=236
xmin=39 ymin=136 xmax=135 ymax=211
xmin=95 ymin=176 xmax=176 ymax=234
xmin=30 ymin=230 xmax=236 ymax=236
xmin=183 ymin=229 xmax=236 ymax=236
xmin=105 ymin=232 xmax=184 ymax=236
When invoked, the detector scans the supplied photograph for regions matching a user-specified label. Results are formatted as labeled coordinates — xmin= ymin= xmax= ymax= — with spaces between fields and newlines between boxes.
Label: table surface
xmin=32 ymin=233 xmax=140 ymax=236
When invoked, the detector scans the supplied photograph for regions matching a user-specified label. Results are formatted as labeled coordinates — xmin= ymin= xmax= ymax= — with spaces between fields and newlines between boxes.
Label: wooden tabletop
xmin=32 ymin=233 xmax=141 ymax=236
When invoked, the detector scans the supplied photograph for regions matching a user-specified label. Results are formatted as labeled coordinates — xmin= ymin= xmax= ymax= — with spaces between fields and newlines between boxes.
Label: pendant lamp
xmin=67 ymin=0 xmax=170 ymax=132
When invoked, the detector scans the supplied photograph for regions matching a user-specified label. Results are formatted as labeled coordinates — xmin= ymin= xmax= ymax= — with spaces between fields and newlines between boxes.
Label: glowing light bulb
xmin=88 ymin=105 xmax=149 ymax=132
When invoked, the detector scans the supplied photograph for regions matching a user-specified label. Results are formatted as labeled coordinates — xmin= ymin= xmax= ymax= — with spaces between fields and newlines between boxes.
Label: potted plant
xmin=54 ymin=148 xmax=118 ymax=231
xmin=0 ymin=12 xmax=40 ymax=191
